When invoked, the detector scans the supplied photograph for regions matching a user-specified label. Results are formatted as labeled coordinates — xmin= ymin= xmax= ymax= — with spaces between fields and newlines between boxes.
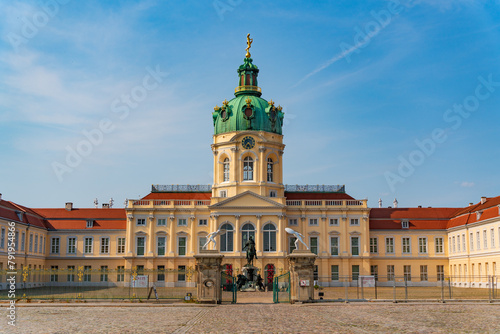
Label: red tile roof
xmin=44 ymin=219 xmax=126 ymax=230
xmin=0 ymin=200 xmax=47 ymax=229
xmin=142 ymin=192 xmax=212 ymax=200
xmin=33 ymin=208 xmax=126 ymax=219
xmin=370 ymin=208 xmax=459 ymax=230
xmin=285 ymin=192 xmax=354 ymax=200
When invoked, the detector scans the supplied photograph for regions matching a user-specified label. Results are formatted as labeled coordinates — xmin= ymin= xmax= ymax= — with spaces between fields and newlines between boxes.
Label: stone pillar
xmin=287 ymin=250 xmax=317 ymax=303
xmin=195 ymin=250 xmax=224 ymax=304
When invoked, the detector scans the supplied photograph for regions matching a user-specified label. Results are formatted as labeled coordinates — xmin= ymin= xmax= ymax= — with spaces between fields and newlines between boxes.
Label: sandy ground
xmin=2 ymin=298 xmax=500 ymax=334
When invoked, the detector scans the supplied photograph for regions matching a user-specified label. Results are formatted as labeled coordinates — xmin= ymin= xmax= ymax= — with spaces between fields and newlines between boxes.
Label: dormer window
xmin=402 ymin=220 xmax=409 ymax=229
xmin=476 ymin=211 xmax=482 ymax=220
xmin=15 ymin=211 xmax=23 ymax=222
xmin=86 ymin=220 xmax=94 ymax=228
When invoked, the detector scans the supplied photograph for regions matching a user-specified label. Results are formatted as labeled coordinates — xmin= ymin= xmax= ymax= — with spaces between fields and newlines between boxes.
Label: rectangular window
xmin=477 ymin=231 xmax=480 ymax=250
xmin=157 ymin=265 xmax=165 ymax=281
xmin=21 ymin=232 xmax=25 ymax=251
xmin=198 ymin=219 xmax=208 ymax=226
xmin=314 ymin=265 xmax=319 ymax=281
xmin=178 ymin=237 xmax=186 ymax=256
xmin=435 ymin=237 xmax=444 ymax=254
xmin=86 ymin=220 xmax=93 ymax=228
xmin=67 ymin=265 xmax=75 ymax=282
xmin=178 ymin=218 xmax=187 ymax=227
xmin=491 ymin=229 xmax=495 ymax=248
xmin=50 ymin=237 xmax=60 ymax=254
xmin=470 ymin=232 xmax=474 ymax=251
xmin=370 ymin=265 xmax=378 ymax=281
xmin=352 ymin=265 xmax=360 ymax=281
xmin=157 ymin=236 xmax=166 ymax=256
xmin=136 ymin=237 xmax=145 ymax=256
xmin=34 ymin=235 xmax=38 ymax=253
xmin=369 ymin=237 xmax=378 ymax=253
xmin=350 ymin=218 xmax=359 ymax=226
xmin=137 ymin=218 xmax=146 ymax=226
xmin=331 ymin=265 xmax=339 ymax=281
xmin=288 ymin=218 xmax=298 ymax=226
xmin=309 ymin=218 xmax=318 ymax=226
xmin=418 ymin=237 xmax=427 ymax=254
xmin=437 ymin=265 xmax=445 ymax=281
xmin=83 ymin=266 xmax=91 ymax=282
xmin=452 ymin=236 xmax=456 ymax=253
xmin=329 ymin=218 xmax=338 ymax=226
xmin=457 ymin=235 xmax=461 ymax=252
xmin=219 ymin=190 xmax=227 ymax=198
xmin=29 ymin=233 xmax=33 ymax=252
xmin=289 ymin=237 xmax=297 ymax=253
xmin=269 ymin=190 xmax=277 ymax=197
xmin=351 ymin=236 xmax=359 ymax=256
xmin=0 ymin=228 xmax=5 ymax=249
xmin=462 ymin=234 xmax=466 ymax=252
xmin=404 ymin=265 xmax=411 ymax=281
xmin=402 ymin=220 xmax=409 ymax=229
xmin=385 ymin=237 xmax=394 ymax=254
xmin=100 ymin=266 xmax=108 ymax=282
xmin=310 ymin=237 xmax=318 ymax=255
xmin=67 ymin=237 xmax=76 ymax=254
xmin=137 ymin=265 xmax=144 ymax=275
xmin=199 ymin=236 xmax=207 ymax=252
xmin=14 ymin=231 xmax=19 ymax=251
xmin=50 ymin=266 xmax=58 ymax=282
xmin=117 ymin=237 xmax=125 ymax=254
xmin=100 ymin=237 xmax=110 ymax=254
xmin=157 ymin=218 xmax=166 ymax=226
xmin=117 ymin=266 xmax=124 ymax=282
xmin=483 ymin=230 xmax=487 ymax=249
xmin=84 ymin=237 xmax=93 ymax=254
xmin=330 ymin=237 xmax=339 ymax=256
xmin=402 ymin=237 xmax=411 ymax=254
xmin=178 ymin=265 xmax=186 ymax=282
xmin=420 ymin=265 xmax=428 ymax=281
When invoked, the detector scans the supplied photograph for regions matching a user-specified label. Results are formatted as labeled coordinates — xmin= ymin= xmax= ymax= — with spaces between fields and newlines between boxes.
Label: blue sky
xmin=1 ymin=0 xmax=499 ymax=209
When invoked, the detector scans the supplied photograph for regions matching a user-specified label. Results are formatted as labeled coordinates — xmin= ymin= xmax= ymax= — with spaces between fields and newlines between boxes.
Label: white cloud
xmin=460 ymin=181 xmax=475 ymax=188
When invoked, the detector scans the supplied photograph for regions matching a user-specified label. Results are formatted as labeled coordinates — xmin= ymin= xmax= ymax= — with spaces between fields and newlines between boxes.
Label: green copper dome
xmin=212 ymin=56 xmax=284 ymax=135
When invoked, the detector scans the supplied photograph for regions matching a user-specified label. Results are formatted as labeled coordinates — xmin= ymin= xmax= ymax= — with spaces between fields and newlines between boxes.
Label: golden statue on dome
xmin=245 ymin=33 xmax=253 ymax=58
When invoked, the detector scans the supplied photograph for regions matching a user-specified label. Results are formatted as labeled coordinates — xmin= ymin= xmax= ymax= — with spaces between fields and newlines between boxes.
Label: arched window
xmin=223 ymin=158 xmax=230 ymax=182
xmin=241 ymin=223 xmax=256 ymax=251
xmin=220 ymin=223 xmax=233 ymax=252
xmin=243 ymin=156 xmax=253 ymax=180
xmin=267 ymin=158 xmax=273 ymax=182
xmin=263 ymin=223 xmax=277 ymax=252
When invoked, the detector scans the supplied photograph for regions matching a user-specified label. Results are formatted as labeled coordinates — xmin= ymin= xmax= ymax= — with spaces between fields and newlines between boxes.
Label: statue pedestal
xmin=287 ymin=250 xmax=317 ymax=303
xmin=240 ymin=265 xmax=260 ymax=292
xmin=194 ymin=250 xmax=224 ymax=304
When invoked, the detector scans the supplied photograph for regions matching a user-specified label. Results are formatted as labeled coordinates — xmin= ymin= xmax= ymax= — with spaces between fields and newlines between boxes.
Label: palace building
xmin=1 ymin=39 xmax=499 ymax=291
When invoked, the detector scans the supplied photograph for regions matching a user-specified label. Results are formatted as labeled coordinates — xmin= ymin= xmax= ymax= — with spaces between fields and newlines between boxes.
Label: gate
xmin=273 ymin=272 xmax=290 ymax=303
xmin=220 ymin=272 xmax=236 ymax=303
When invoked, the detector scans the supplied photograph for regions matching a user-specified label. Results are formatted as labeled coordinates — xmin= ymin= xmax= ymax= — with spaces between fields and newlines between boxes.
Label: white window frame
xmin=402 ymin=237 xmax=411 ymax=254
xmin=198 ymin=236 xmax=207 ymax=252
xmin=350 ymin=218 xmax=359 ymax=226
xmin=269 ymin=190 xmax=277 ymax=198
xmin=178 ymin=236 xmax=187 ymax=256
xmin=100 ymin=237 xmax=110 ymax=254
xmin=369 ymin=237 xmax=378 ymax=253
xmin=385 ymin=237 xmax=394 ymax=254
xmin=198 ymin=219 xmax=208 ymax=226
xmin=29 ymin=233 xmax=33 ymax=252
xmin=491 ymin=228 xmax=495 ymax=248
xmin=350 ymin=236 xmax=360 ymax=256
xmin=483 ymin=230 xmax=488 ymax=249
xmin=117 ymin=237 xmax=126 ymax=254
xmin=219 ymin=190 xmax=227 ymax=198
xmin=435 ymin=237 xmax=444 ymax=254
xmin=223 ymin=157 xmax=230 ymax=182
xmin=157 ymin=236 xmax=166 ymax=256
xmin=50 ymin=237 xmax=60 ymax=254
xmin=34 ymin=234 xmax=38 ymax=253
xmin=309 ymin=236 xmax=318 ymax=255
xmin=84 ymin=237 xmax=93 ymax=254
xmin=67 ymin=236 xmax=77 ymax=254
xmin=136 ymin=236 xmax=146 ymax=256
xmin=288 ymin=218 xmax=298 ymax=226
xmin=329 ymin=218 xmax=339 ymax=226
xmin=330 ymin=236 xmax=339 ymax=256
xmin=309 ymin=218 xmax=318 ymax=226
xmin=136 ymin=218 xmax=146 ymax=226
xmin=157 ymin=218 xmax=166 ymax=226
xmin=402 ymin=219 xmax=409 ymax=229
xmin=178 ymin=218 xmax=188 ymax=227
xmin=21 ymin=232 xmax=25 ymax=251
xmin=418 ymin=237 xmax=427 ymax=254
xmin=86 ymin=220 xmax=94 ymax=228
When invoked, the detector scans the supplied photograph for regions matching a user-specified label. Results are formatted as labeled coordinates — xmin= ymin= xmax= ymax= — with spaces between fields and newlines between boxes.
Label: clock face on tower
xmin=241 ymin=136 xmax=255 ymax=149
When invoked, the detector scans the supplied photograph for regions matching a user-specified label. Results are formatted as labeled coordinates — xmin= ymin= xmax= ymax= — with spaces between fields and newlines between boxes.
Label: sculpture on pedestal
xmin=202 ymin=227 xmax=226 ymax=250
xmin=285 ymin=227 xmax=309 ymax=250
xmin=243 ymin=235 xmax=257 ymax=266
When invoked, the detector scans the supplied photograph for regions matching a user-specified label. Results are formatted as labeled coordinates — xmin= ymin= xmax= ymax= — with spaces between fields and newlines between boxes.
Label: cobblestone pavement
xmin=2 ymin=302 xmax=500 ymax=333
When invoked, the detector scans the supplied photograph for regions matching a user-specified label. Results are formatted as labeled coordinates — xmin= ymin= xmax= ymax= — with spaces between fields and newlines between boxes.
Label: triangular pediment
xmin=210 ymin=191 xmax=284 ymax=209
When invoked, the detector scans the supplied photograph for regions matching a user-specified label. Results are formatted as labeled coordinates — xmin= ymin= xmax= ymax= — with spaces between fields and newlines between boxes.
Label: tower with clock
xmin=211 ymin=35 xmax=285 ymax=202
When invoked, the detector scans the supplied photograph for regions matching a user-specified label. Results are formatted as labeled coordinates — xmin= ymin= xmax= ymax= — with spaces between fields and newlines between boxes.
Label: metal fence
xmin=0 ymin=268 xmax=197 ymax=301
xmin=314 ymin=275 xmax=499 ymax=302
xmin=273 ymin=272 xmax=290 ymax=303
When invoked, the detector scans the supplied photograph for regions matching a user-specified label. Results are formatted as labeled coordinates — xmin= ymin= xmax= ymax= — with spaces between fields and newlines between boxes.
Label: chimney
xmin=418 ymin=205 xmax=422 ymax=208
xmin=102 ymin=203 xmax=110 ymax=209
xmin=481 ymin=197 xmax=487 ymax=205
xmin=469 ymin=203 xmax=473 ymax=206
xmin=0 ymin=193 xmax=2 ymax=200
xmin=65 ymin=202 xmax=73 ymax=211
